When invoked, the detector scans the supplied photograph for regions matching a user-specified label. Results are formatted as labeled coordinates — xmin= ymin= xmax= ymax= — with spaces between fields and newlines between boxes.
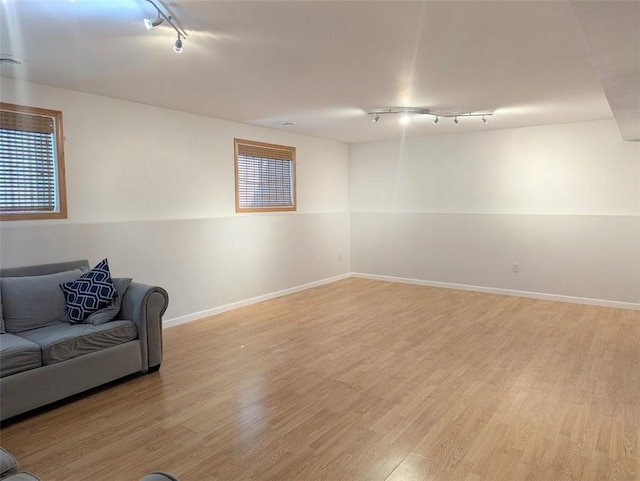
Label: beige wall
xmin=0 ymin=77 xmax=351 ymax=321
xmin=2 ymin=77 xmax=638 ymax=320
xmin=349 ymin=120 xmax=640 ymax=304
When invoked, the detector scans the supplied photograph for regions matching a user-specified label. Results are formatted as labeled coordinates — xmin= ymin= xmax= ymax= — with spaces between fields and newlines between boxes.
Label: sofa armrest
xmin=117 ymin=282 xmax=169 ymax=372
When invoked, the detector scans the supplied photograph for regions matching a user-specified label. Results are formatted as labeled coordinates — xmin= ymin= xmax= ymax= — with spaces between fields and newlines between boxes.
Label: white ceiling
xmin=0 ymin=0 xmax=637 ymax=144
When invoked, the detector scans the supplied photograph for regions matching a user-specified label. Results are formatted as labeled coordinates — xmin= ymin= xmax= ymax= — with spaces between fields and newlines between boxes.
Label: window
xmin=0 ymin=103 xmax=67 ymax=221
xmin=234 ymin=138 xmax=296 ymax=213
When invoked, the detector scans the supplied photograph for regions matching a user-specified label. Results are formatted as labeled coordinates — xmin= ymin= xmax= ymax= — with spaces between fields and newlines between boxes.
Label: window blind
xmin=0 ymin=109 xmax=58 ymax=213
xmin=235 ymin=139 xmax=296 ymax=211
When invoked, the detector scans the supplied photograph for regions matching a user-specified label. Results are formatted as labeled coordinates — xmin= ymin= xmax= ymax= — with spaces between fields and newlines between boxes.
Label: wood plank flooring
xmin=1 ymin=278 xmax=639 ymax=480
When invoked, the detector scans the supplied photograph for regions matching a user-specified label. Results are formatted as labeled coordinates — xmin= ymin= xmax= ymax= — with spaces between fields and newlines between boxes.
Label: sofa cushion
xmin=0 ymin=269 xmax=85 ymax=333
xmin=18 ymin=320 xmax=137 ymax=365
xmin=0 ymin=269 xmax=83 ymax=332
xmin=0 ymin=447 xmax=19 ymax=477
xmin=85 ymin=277 xmax=132 ymax=325
xmin=0 ymin=333 xmax=43 ymax=378
xmin=1 ymin=473 xmax=41 ymax=481
xmin=60 ymin=259 xmax=118 ymax=323
xmin=139 ymin=474 xmax=179 ymax=481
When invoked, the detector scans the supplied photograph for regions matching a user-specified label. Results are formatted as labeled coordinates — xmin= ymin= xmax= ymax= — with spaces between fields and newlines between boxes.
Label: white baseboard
xmin=163 ymin=273 xmax=352 ymax=328
xmin=164 ymin=271 xmax=638 ymax=328
xmin=351 ymin=272 xmax=640 ymax=311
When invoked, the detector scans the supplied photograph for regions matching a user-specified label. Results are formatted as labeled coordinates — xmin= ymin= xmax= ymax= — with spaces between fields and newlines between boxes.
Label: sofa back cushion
xmin=0 ymin=260 xmax=89 ymax=278
xmin=0 ymin=269 xmax=85 ymax=333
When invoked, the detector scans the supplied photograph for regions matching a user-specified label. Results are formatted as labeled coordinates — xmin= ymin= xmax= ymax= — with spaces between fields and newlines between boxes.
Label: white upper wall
xmin=349 ymin=120 xmax=639 ymax=215
xmin=348 ymin=119 xmax=639 ymax=304
xmin=1 ymin=77 xmax=349 ymax=223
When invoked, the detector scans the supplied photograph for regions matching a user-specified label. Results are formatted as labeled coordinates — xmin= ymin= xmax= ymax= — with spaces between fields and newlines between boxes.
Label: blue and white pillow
xmin=60 ymin=258 xmax=118 ymax=323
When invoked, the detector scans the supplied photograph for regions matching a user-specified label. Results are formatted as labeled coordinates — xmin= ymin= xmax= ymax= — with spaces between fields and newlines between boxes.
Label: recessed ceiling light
xmin=281 ymin=121 xmax=296 ymax=126
xmin=0 ymin=55 xmax=24 ymax=66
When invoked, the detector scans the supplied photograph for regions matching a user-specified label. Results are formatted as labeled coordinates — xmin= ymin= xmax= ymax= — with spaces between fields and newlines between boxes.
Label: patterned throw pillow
xmin=60 ymin=258 xmax=118 ymax=323
xmin=85 ymin=277 xmax=132 ymax=325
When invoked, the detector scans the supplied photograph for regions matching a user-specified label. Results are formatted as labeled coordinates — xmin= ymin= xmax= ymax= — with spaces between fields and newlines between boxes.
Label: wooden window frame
xmin=0 ymin=102 xmax=67 ymax=221
xmin=234 ymin=138 xmax=297 ymax=213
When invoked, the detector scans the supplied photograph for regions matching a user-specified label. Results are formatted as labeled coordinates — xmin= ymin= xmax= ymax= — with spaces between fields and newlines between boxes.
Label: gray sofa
xmin=0 ymin=260 xmax=169 ymax=422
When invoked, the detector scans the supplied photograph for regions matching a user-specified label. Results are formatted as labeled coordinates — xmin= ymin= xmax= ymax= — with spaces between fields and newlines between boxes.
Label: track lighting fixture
xmin=144 ymin=13 xmax=164 ymax=30
xmin=366 ymin=108 xmax=493 ymax=126
xmin=144 ymin=0 xmax=188 ymax=53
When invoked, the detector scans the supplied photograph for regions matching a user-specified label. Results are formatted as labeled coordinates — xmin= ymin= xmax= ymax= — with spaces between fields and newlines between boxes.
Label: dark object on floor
xmin=0 ymin=447 xmax=179 ymax=481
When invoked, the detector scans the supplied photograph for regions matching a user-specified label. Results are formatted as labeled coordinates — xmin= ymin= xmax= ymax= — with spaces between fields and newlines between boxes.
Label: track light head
xmin=433 ymin=116 xmax=439 ymax=125
xmin=482 ymin=115 xmax=488 ymax=124
xmin=144 ymin=14 xmax=164 ymax=29
xmin=453 ymin=116 xmax=460 ymax=125
xmin=144 ymin=0 xmax=188 ymax=53
xmin=372 ymin=114 xmax=380 ymax=124
xmin=174 ymin=35 xmax=183 ymax=53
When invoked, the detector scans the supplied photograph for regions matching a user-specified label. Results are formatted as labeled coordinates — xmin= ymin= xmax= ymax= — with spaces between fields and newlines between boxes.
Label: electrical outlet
xmin=512 ymin=263 xmax=520 ymax=273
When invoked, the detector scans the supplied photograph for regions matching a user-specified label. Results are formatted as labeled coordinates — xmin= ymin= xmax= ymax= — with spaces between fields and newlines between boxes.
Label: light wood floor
xmin=1 ymin=278 xmax=639 ymax=481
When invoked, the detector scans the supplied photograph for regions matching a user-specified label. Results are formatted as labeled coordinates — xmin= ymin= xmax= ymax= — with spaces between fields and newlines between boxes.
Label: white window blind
xmin=0 ymin=104 xmax=66 ymax=219
xmin=235 ymin=139 xmax=296 ymax=212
